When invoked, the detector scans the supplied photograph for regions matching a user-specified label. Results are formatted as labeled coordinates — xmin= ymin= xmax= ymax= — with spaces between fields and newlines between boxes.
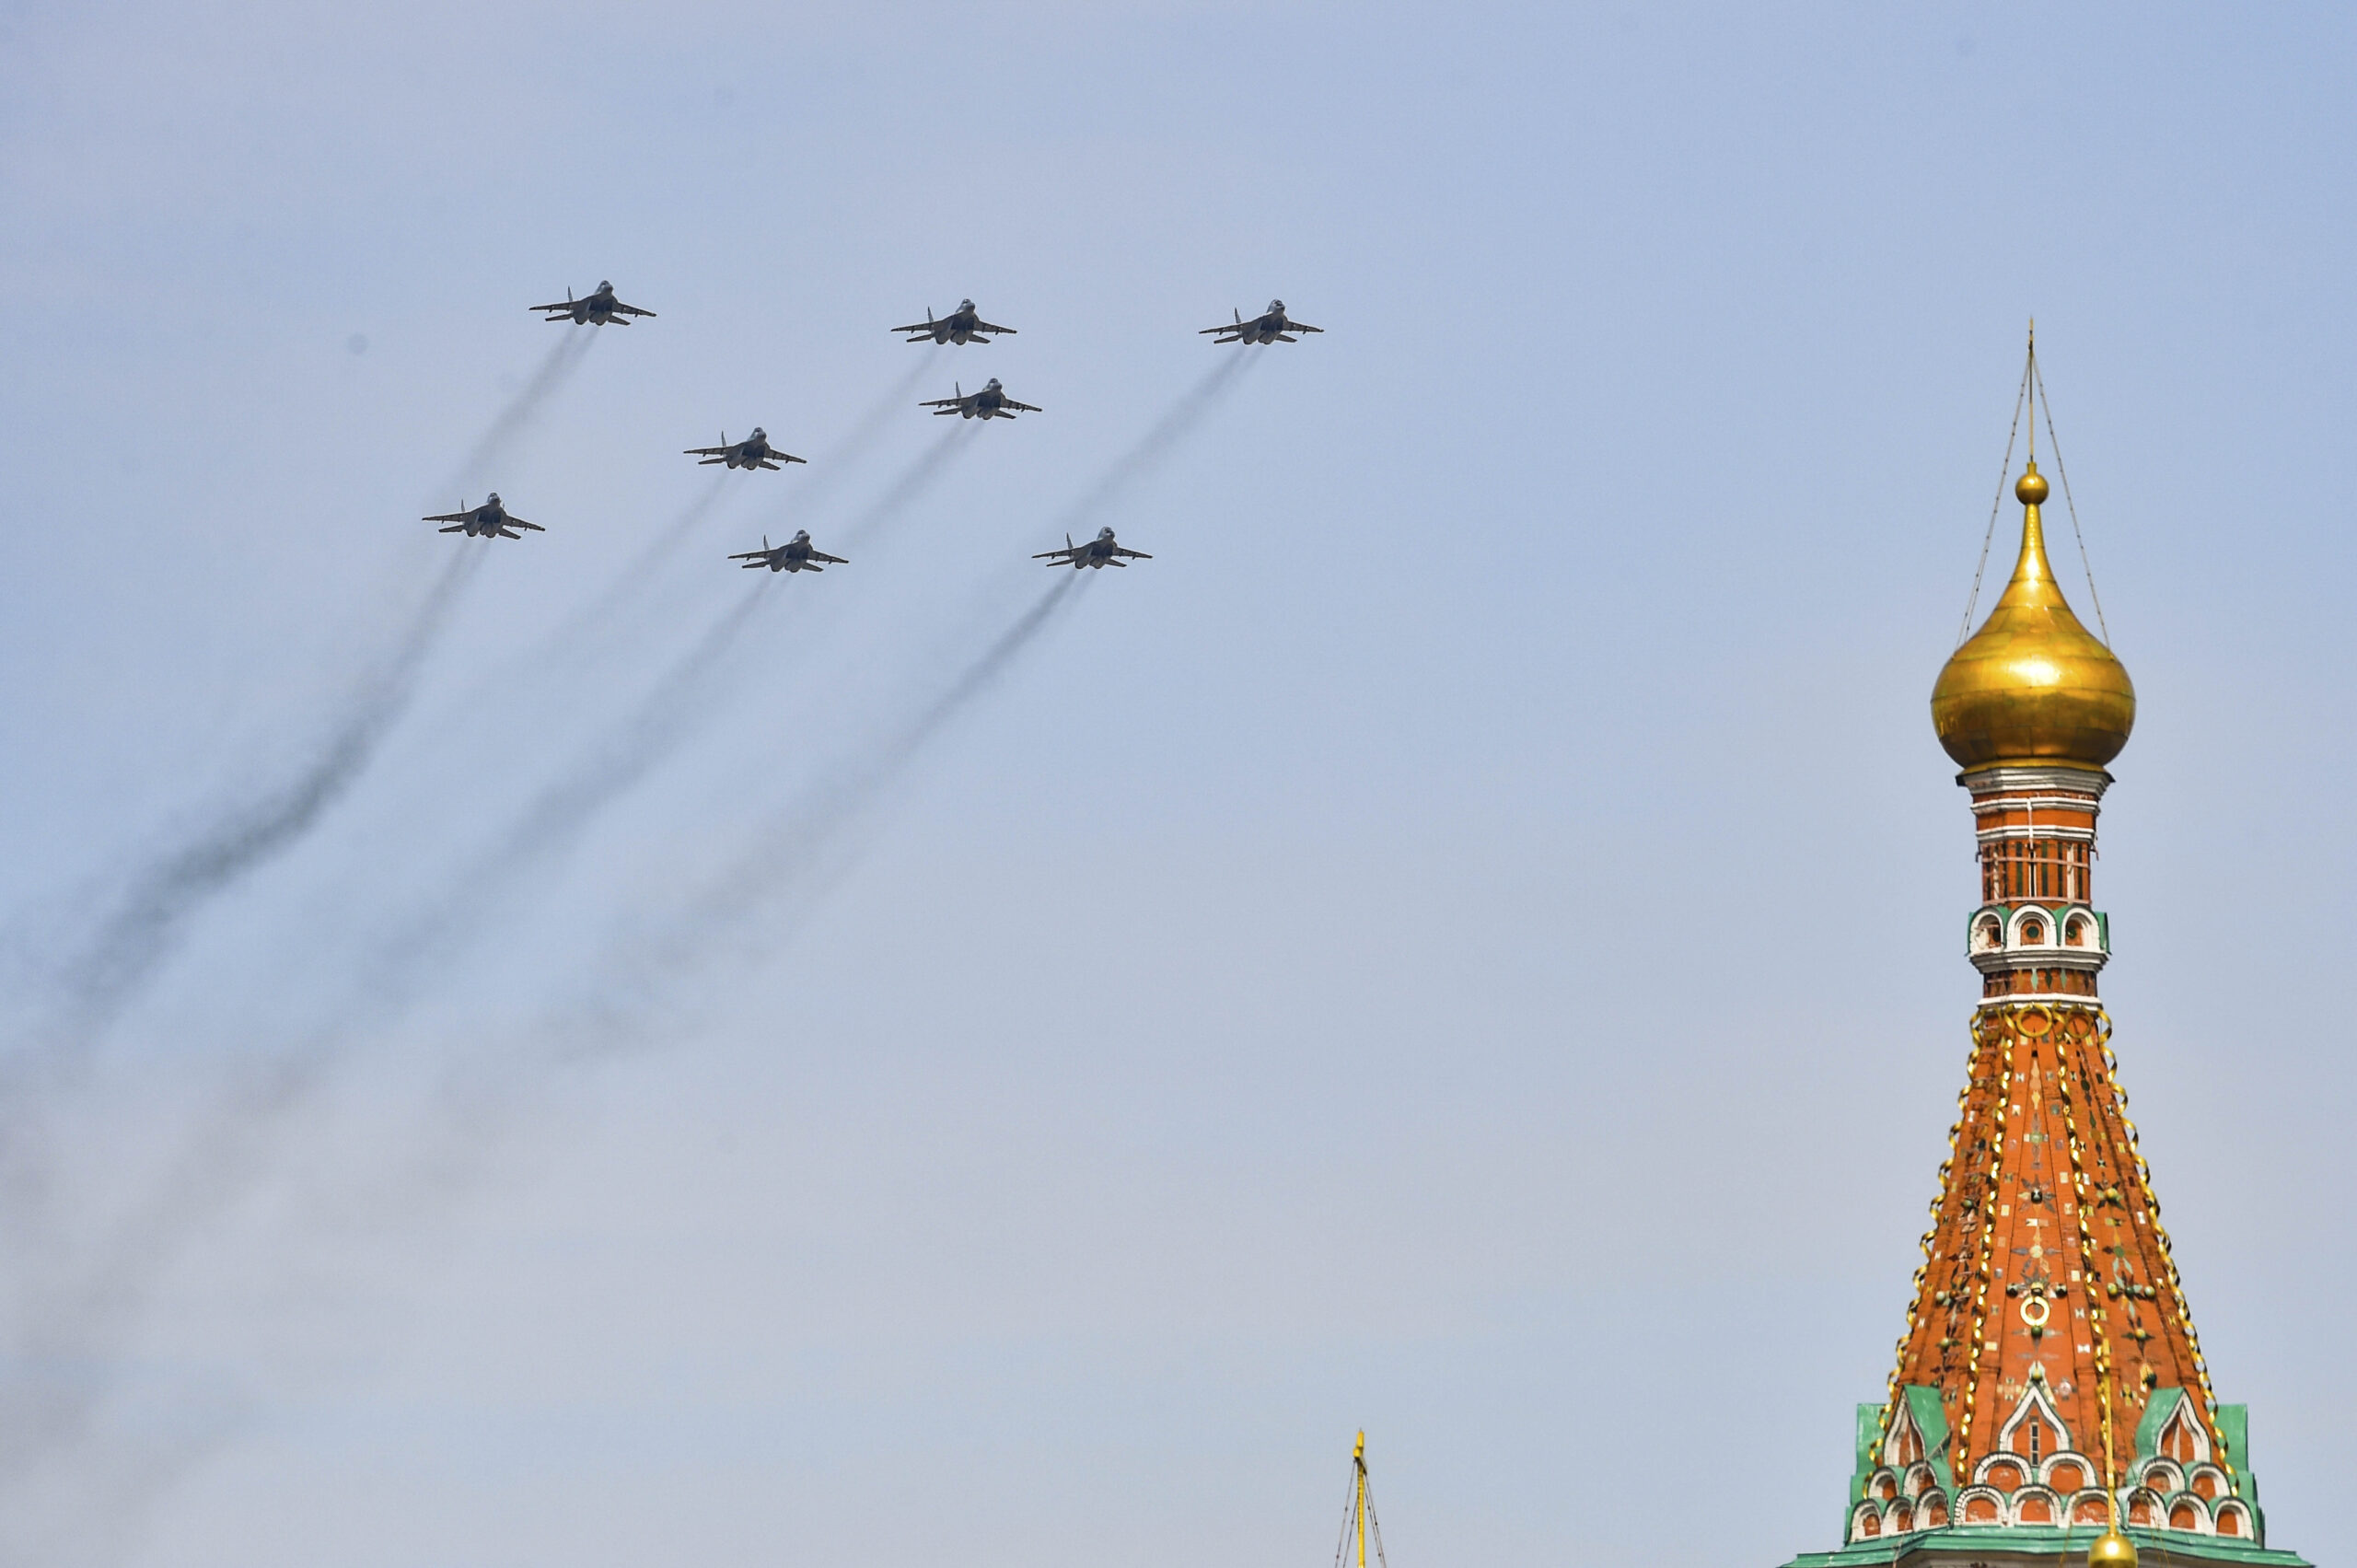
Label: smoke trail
xmin=833 ymin=428 xmax=968 ymax=550
xmin=21 ymin=326 xmax=604 ymax=1048
xmin=43 ymin=548 xmax=486 ymax=1048
xmin=572 ymin=574 xmax=1087 ymax=1047
xmin=1047 ymin=352 xmax=1254 ymax=540
xmin=0 ymin=1033 xmax=327 ymax=1565
xmin=552 ymin=474 xmax=735 ymax=645
xmin=0 ymin=549 xmax=485 ymax=1544
xmin=312 ymin=583 xmax=772 ymax=1048
xmin=783 ymin=358 xmax=933 ymax=517
xmin=0 ymin=331 xmax=602 ymax=1551
xmin=433 ymin=329 xmax=597 ymax=502
xmin=0 ymin=588 xmax=770 ymax=1534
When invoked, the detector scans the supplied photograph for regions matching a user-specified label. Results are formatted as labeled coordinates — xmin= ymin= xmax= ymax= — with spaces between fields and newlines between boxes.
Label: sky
xmin=2 ymin=2 xmax=2353 ymax=1564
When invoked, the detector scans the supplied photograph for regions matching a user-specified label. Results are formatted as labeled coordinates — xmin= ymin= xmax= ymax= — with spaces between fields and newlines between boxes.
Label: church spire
xmin=1775 ymin=340 xmax=2300 ymax=1568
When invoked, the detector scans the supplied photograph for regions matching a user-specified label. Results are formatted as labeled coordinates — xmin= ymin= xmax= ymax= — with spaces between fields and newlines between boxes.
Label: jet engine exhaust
xmin=789 ymin=358 xmax=934 ymax=516
xmin=1048 ymin=352 xmax=1253 ymax=540
xmin=435 ymin=329 xmax=597 ymax=499
xmin=365 ymin=584 xmax=769 ymax=1022
xmin=0 ymin=548 xmax=488 ymax=1552
xmin=569 ymin=574 xmax=1088 ymax=1051
xmin=555 ymin=474 xmax=737 ymax=647
xmin=0 ymin=585 xmax=768 ymax=1524
xmin=42 ymin=547 xmax=486 ymax=1050
xmin=834 ymin=427 xmax=966 ymax=549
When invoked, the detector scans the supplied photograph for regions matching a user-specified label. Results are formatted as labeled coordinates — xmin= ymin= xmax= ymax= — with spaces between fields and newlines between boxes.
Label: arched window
xmin=2021 ymin=917 xmax=2047 ymax=945
xmin=2064 ymin=916 xmax=2090 ymax=947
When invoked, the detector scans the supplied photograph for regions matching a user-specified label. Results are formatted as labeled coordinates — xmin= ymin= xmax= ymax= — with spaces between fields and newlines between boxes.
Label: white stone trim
xmin=1971 ymin=947 xmax=2107 ymax=976
xmin=1959 ymin=766 xmax=2114 ymax=796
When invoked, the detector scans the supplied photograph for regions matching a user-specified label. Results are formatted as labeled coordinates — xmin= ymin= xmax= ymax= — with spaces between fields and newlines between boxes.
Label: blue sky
xmin=2 ymin=3 xmax=2352 ymax=1564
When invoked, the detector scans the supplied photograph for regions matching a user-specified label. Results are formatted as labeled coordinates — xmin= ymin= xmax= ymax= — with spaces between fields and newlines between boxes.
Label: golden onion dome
xmin=1932 ymin=459 xmax=2134 ymax=770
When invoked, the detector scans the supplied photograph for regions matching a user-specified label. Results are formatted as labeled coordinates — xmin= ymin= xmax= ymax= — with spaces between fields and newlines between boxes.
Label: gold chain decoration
xmin=2084 ymin=1011 xmax=2236 ymax=1488
xmin=2053 ymin=1013 xmax=2118 ymax=1502
xmin=1956 ymin=1006 xmax=2014 ymax=1474
xmin=1876 ymin=1018 xmax=1991 ymax=1463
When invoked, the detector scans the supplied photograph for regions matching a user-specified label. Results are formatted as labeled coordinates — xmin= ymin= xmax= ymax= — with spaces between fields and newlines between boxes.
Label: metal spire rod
xmin=1957 ymin=326 xmax=2035 ymax=646
xmin=2028 ymin=349 xmax=2114 ymax=647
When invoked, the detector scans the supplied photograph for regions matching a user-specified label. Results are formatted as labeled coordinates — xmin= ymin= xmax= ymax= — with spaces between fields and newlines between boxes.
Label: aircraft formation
xmin=426 ymin=286 xmax=1322 ymax=573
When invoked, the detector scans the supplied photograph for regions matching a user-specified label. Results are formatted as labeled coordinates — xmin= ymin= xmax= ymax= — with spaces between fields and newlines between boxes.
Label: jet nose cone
xmin=959 ymin=298 xmax=975 ymax=309
xmin=1097 ymin=528 xmax=1115 ymax=540
xmin=485 ymin=492 xmax=500 ymax=504
xmin=750 ymin=427 xmax=764 ymax=438
xmin=1269 ymin=299 xmax=1283 ymax=312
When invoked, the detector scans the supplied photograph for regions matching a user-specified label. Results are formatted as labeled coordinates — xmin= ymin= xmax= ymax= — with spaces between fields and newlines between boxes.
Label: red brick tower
xmin=1777 ymin=403 xmax=2305 ymax=1568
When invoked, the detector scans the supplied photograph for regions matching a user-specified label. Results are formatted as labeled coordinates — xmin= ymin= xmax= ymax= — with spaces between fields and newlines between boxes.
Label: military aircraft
xmin=1201 ymin=299 xmax=1323 ymax=344
xmin=683 ymin=428 xmax=806 ymax=470
xmin=531 ymin=281 xmax=656 ymax=325
xmin=921 ymin=378 xmax=1040 ymax=420
xmin=729 ymin=529 xmax=846 ymax=573
xmin=894 ymin=299 xmax=1017 ymax=345
xmin=423 ymin=494 xmax=541 ymax=539
xmin=1034 ymin=527 xmax=1151 ymax=569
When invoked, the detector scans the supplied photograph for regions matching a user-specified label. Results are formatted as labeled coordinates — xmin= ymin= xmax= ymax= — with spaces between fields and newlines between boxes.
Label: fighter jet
xmin=1034 ymin=527 xmax=1151 ymax=569
xmin=683 ymin=428 xmax=807 ymax=470
xmin=1201 ymin=299 xmax=1322 ymax=344
xmin=729 ymin=530 xmax=846 ymax=573
xmin=893 ymin=299 xmax=1017 ymax=345
xmin=531 ymin=281 xmax=656 ymax=325
xmin=423 ymin=494 xmax=542 ymax=539
xmin=921 ymin=378 xmax=1040 ymax=420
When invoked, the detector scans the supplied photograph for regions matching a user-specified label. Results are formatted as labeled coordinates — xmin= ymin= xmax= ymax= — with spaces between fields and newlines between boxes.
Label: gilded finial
xmin=2017 ymin=458 xmax=2049 ymax=506
xmin=2089 ymin=1527 xmax=2138 ymax=1568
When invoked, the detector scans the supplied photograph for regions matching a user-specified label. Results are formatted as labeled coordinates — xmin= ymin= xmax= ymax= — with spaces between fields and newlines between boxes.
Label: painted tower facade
xmin=1780 ymin=455 xmax=2305 ymax=1568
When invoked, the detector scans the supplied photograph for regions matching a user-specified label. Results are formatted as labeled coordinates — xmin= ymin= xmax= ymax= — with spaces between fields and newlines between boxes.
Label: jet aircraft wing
xmin=1000 ymin=397 xmax=1042 ymax=412
xmin=807 ymin=549 xmax=848 ymax=565
xmin=500 ymin=517 xmax=543 ymax=532
xmin=422 ymin=508 xmax=476 ymax=522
